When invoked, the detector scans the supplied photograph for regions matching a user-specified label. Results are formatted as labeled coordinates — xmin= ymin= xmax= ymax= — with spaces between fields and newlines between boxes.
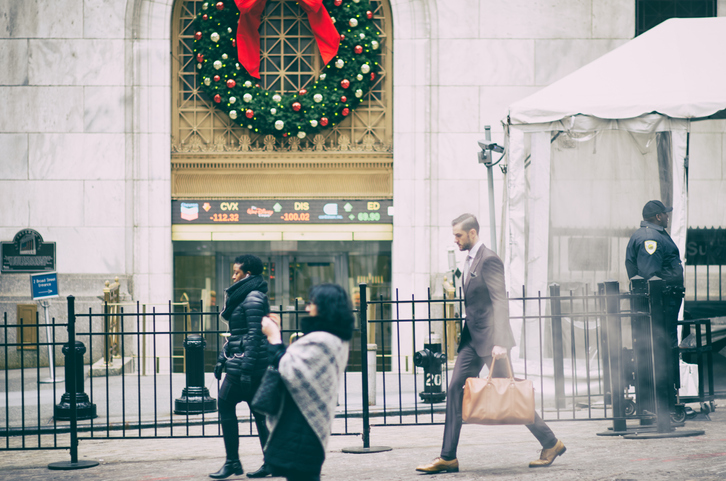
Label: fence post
xmin=629 ymin=276 xmax=655 ymax=424
xmin=548 ymin=284 xmax=566 ymax=409
xmin=604 ymin=281 xmax=626 ymax=433
xmin=342 ymin=283 xmax=390 ymax=454
xmin=597 ymin=283 xmax=611 ymax=404
xmin=48 ymin=296 xmax=98 ymax=470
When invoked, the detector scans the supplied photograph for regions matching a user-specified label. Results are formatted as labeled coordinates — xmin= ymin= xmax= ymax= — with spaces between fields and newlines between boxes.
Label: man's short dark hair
xmin=452 ymin=213 xmax=479 ymax=234
xmin=233 ymin=254 xmax=264 ymax=276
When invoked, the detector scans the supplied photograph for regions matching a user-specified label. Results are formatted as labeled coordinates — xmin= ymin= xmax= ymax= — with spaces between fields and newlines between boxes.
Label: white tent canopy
xmin=502 ymin=18 xmax=726 ymax=351
xmin=509 ymin=17 xmax=726 ymax=124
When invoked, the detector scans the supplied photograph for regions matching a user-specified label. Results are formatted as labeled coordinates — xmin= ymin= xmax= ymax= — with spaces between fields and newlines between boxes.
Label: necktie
xmin=463 ymin=255 xmax=472 ymax=287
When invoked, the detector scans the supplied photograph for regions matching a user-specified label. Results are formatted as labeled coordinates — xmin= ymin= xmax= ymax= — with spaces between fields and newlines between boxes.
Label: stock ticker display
xmin=172 ymin=199 xmax=393 ymax=225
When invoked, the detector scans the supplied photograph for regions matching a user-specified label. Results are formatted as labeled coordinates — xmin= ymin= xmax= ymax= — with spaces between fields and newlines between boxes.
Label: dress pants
xmin=440 ymin=341 xmax=557 ymax=460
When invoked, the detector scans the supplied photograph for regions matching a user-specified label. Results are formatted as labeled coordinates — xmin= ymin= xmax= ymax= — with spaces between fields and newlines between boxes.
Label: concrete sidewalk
xmin=1 ymin=402 xmax=726 ymax=480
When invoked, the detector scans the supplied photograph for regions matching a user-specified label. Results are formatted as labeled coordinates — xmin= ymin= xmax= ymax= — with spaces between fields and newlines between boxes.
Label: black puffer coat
xmin=217 ymin=280 xmax=270 ymax=381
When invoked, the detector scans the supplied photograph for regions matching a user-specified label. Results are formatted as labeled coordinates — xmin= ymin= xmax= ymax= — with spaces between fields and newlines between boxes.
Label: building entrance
xmin=173 ymin=240 xmax=391 ymax=372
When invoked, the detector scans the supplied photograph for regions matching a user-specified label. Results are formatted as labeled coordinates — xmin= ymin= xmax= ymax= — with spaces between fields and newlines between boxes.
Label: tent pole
xmin=484 ymin=127 xmax=498 ymax=254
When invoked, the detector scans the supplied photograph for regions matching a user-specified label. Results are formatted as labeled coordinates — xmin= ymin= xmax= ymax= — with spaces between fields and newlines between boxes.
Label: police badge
xmin=644 ymin=240 xmax=657 ymax=255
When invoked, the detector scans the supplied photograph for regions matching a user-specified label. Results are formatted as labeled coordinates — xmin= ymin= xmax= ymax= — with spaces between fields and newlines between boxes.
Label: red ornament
xmin=283 ymin=133 xmax=288 ymax=137
xmin=366 ymin=10 xmax=373 ymax=19
xmin=202 ymin=14 xmax=208 ymax=20
xmin=299 ymin=89 xmax=307 ymax=95
xmin=354 ymin=45 xmax=363 ymax=54
xmin=334 ymin=0 xmax=342 ymax=5
xmin=371 ymin=72 xmax=376 ymax=80
xmin=292 ymin=102 xmax=302 ymax=112
xmin=196 ymin=53 xmax=204 ymax=63
xmin=213 ymin=75 xmax=221 ymax=82
xmin=215 ymin=1 xmax=224 ymax=10
xmin=214 ymin=94 xmax=221 ymax=103
xmin=340 ymin=34 xmax=345 ymax=41
xmin=320 ymin=117 xmax=329 ymax=126
xmin=194 ymin=31 xmax=202 ymax=40
xmin=232 ymin=39 xmax=236 ymax=47
xmin=340 ymin=95 xmax=347 ymax=102
xmin=226 ymin=79 xmax=236 ymax=88
xmin=245 ymin=109 xmax=254 ymax=119
xmin=255 ymin=83 xmax=260 ymax=88
xmin=342 ymin=108 xmax=350 ymax=116
xmin=340 ymin=79 xmax=350 ymax=89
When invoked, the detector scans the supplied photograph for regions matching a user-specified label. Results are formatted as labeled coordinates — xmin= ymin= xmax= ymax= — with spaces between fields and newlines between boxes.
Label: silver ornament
xmin=243 ymin=93 xmax=253 ymax=102
xmin=297 ymin=131 xmax=306 ymax=139
xmin=272 ymin=94 xmax=282 ymax=103
xmin=353 ymin=0 xmax=360 ymax=3
xmin=319 ymin=73 xmax=326 ymax=80
xmin=371 ymin=40 xmax=379 ymax=50
xmin=236 ymin=63 xmax=241 ymax=70
xmin=248 ymin=125 xmax=253 ymax=129
xmin=229 ymin=96 xmax=236 ymax=104
xmin=359 ymin=33 xmax=365 ymax=39
xmin=221 ymin=53 xmax=228 ymax=60
xmin=349 ymin=18 xmax=358 ymax=27
xmin=355 ymin=89 xmax=363 ymax=98
xmin=360 ymin=63 xmax=370 ymax=74
xmin=211 ymin=32 xmax=220 ymax=42
xmin=244 ymin=80 xmax=252 ymax=88
xmin=202 ymin=2 xmax=208 ymax=9
xmin=330 ymin=16 xmax=336 ymax=23
xmin=229 ymin=110 xmax=238 ymax=119
xmin=356 ymin=74 xmax=363 ymax=81
xmin=227 ymin=27 xmax=232 ymax=33
xmin=213 ymin=60 xmax=222 ymax=70
xmin=310 ymin=119 xmax=318 ymax=127
xmin=197 ymin=63 xmax=202 ymax=69
xmin=335 ymin=59 xmax=345 ymax=68
xmin=313 ymin=93 xmax=323 ymax=103
xmin=204 ymin=77 xmax=211 ymax=86
xmin=275 ymin=120 xmax=284 ymax=130
xmin=270 ymin=108 xmax=277 ymax=115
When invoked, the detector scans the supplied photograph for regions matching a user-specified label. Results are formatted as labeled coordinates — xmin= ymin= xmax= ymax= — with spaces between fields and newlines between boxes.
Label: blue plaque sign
xmin=31 ymin=271 xmax=59 ymax=300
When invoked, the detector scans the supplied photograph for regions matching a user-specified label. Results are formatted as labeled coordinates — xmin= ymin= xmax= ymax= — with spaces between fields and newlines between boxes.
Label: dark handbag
xmin=250 ymin=365 xmax=283 ymax=416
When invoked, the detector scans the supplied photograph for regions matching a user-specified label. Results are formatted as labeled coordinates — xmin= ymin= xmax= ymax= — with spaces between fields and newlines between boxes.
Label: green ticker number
xmin=357 ymin=212 xmax=381 ymax=221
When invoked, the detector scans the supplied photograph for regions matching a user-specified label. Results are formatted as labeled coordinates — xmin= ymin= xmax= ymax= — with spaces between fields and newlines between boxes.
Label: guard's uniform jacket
xmin=625 ymin=220 xmax=683 ymax=288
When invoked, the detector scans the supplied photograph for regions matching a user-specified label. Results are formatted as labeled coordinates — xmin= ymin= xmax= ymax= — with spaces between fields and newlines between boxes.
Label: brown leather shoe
xmin=416 ymin=457 xmax=459 ymax=473
xmin=529 ymin=439 xmax=566 ymax=467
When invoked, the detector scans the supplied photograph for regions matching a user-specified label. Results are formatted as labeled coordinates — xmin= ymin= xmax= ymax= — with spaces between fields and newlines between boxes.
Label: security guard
xmin=625 ymin=199 xmax=684 ymax=407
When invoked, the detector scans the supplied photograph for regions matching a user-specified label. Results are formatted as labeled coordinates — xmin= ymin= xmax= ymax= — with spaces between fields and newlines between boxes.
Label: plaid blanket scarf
xmin=267 ymin=331 xmax=349 ymax=450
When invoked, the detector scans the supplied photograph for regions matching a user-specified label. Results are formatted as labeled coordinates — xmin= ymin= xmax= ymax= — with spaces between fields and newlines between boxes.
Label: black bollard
xmin=174 ymin=334 xmax=217 ymax=415
xmin=54 ymin=341 xmax=97 ymax=420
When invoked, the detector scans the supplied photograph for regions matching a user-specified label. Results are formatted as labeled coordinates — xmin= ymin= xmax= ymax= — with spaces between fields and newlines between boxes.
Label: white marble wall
xmin=0 ymin=0 xmax=172 ymax=305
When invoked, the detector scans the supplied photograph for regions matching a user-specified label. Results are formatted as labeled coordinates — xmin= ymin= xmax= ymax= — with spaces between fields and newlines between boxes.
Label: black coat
xmin=263 ymin=344 xmax=325 ymax=476
xmin=217 ymin=289 xmax=270 ymax=381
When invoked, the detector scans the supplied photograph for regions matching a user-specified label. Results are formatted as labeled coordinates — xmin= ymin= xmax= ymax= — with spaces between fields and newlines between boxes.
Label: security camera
xmin=477 ymin=140 xmax=505 ymax=153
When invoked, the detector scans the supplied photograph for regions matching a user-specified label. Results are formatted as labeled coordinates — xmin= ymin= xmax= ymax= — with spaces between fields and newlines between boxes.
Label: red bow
xmin=234 ymin=0 xmax=340 ymax=79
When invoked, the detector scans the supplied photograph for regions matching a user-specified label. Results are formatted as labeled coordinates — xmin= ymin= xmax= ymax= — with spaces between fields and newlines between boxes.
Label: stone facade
xmin=1 ymin=0 xmax=725 ymax=368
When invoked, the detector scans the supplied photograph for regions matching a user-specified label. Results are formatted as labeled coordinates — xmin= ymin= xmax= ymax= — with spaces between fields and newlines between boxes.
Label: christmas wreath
xmin=194 ymin=0 xmax=382 ymax=139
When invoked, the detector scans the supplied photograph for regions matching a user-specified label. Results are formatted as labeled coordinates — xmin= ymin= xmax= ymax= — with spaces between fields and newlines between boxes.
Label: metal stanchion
xmin=343 ymin=283 xmax=391 ymax=454
xmin=174 ymin=334 xmax=217 ymax=414
xmin=49 ymin=296 xmax=99 ymax=470
xmin=623 ymin=278 xmax=703 ymax=440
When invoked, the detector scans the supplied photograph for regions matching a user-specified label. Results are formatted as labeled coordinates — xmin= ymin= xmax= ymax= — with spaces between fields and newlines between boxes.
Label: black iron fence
xmin=1 ymin=280 xmax=717 ymax=459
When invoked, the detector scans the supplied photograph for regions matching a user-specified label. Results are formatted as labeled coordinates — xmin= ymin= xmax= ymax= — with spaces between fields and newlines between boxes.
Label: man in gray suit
xmin=416 ymin=214 xmax=566 ymax=474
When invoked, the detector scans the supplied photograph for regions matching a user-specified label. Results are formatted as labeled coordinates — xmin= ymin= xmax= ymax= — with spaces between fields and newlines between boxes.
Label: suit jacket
xmin=460 ymin=245 xmax=516 ymax=358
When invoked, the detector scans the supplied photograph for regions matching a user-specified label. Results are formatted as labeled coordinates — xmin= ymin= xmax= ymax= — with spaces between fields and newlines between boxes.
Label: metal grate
xmin=172 ymin=0 xmax=392 ymax=153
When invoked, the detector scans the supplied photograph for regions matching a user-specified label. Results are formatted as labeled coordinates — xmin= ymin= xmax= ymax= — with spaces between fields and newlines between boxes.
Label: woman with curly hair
xmin=261 ymin=283 xmax=354 ymax=481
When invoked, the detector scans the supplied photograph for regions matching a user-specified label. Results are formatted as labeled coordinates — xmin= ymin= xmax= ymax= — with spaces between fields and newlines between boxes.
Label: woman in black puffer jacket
xmin=210 ymin=255 xmax=272 ymax=479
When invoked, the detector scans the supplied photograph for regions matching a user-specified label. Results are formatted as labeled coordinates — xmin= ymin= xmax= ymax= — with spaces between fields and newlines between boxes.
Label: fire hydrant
xmin=413 ymin=333 xmax=447 ymax=403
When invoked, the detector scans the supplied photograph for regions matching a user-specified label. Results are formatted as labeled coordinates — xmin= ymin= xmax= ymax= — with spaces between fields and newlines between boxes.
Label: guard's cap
xmin=642 ymin=200 xmax=673 ymax=219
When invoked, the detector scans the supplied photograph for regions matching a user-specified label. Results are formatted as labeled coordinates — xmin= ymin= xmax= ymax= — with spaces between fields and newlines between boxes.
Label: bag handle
xmin=486 ymin=354 xmax=514 ymax=381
